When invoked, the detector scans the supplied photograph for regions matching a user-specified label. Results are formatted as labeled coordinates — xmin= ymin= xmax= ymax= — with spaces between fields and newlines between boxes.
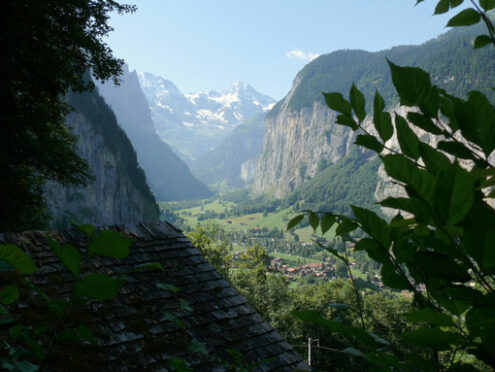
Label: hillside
xmin=255 ymin=23 xmax=495 ymax=198
xmin=97 ymin=65 xmax=212 ymax=201
xmin=44 ymin=87 xmax=160 ymax=228
xmin=191 ymin=112 xmax=266 ymax=189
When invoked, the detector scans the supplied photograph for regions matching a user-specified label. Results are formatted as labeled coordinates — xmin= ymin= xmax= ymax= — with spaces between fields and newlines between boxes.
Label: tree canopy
xmin=0 ymin=0 xmax=135 ymax=232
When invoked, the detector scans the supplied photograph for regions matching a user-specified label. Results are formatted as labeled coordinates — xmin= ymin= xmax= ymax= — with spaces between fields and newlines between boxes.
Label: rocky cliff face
xmin=254 ymin=98 xmax=355 ymax=198
xmin=254 ymin=23 xmax=495 ymax=201
xmin=44 ymin=108 xmax=159 ymax=229
xmin=96 ymin=65 xmax=211 ymax=201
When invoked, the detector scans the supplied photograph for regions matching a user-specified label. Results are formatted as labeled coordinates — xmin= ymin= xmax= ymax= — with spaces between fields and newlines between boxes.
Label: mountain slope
xmin=255 ymin=23 xmax=495 ymax=198
xmin=96 ymin=65 xmax=211 ymax=201
xmin=191 ymin=112 xmax=266 ymax=189
xmin=44 ymin=87 xmax=159 ymax=228
xmin=138 ymin=73 xmax=275 ymax=161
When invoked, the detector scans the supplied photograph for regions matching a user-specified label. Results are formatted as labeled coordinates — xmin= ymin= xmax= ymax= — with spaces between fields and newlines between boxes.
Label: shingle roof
xmin=0 ymin=222 xmax=309 ymax=371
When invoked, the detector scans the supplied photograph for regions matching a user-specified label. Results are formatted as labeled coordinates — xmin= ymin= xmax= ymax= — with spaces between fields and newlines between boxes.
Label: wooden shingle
xmin=0 ymin=222 xmax=309 ymax=371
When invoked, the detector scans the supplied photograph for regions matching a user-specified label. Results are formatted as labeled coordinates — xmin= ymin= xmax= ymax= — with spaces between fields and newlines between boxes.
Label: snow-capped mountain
xmin=137 ymin=72 xmax=275 ymax=162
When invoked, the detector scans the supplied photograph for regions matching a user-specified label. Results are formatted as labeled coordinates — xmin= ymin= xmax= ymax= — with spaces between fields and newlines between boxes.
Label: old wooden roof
xmin=0 ymin=222 xmax=309 ymax=371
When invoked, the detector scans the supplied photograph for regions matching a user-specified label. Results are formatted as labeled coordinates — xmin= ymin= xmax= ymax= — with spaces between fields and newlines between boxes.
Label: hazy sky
xmin=106 ymin=0 xmax=467 ymax=99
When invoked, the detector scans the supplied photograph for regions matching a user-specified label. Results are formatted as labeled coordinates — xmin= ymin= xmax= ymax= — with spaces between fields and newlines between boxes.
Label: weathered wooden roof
xmin=0 ymin=222 xmax=309 ymax=371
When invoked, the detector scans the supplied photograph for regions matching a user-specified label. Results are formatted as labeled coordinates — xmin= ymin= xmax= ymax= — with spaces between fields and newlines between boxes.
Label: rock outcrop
xmin=44 ymin=89 xmax=159 ymax=228
xmin=96 ymin=65 xmax=211 ymax=201
xmin=254 ymin=23 xmax=495 ymax=202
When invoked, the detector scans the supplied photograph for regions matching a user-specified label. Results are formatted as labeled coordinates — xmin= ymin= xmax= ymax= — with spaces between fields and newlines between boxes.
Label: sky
xmin=106 ymin=0 xmax=467 ymax=100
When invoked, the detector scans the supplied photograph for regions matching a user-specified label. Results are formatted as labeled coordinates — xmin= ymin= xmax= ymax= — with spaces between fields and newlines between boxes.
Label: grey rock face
xmin=96 ymin=65 xmax=211 ymax=201
xmin=44 ymin=113 xmax=159 ymax=229
xmin=254 ymin=97 xmax=356 ymax=198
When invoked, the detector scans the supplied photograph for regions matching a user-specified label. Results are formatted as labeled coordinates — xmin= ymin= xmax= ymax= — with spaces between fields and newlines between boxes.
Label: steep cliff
xmin=255 ymin=23 xmax=495 ymax=199
xmin=191 ymin=112 xmax=266 ymax=189
xmin=44 ymin=88 xmax=160 ymax=229
xmin=96 ymin=65 xmax=211 ymax=201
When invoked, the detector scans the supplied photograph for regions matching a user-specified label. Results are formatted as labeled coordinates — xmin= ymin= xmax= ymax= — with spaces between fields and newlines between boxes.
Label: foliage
xmin=0 ymin=226 xmax=139 ymax=369
xmin=288 ymin=1 xmax=495 ymax=370
xmin=285 ymin=147 xmax=380 ymax=215
xmin=0 ymin=0 xmax=135 ymax=232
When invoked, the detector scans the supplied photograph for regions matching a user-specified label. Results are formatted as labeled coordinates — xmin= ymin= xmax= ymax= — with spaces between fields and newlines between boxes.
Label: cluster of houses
xmin=269 ymin=258 xmax=336 ymax=280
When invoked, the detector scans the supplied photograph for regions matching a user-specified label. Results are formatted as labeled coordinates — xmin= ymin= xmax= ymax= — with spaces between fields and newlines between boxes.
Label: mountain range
xmin=137 ymin=73 xmax=275 ymax=162
xmin=255 ymin=23 xmax=495 ymax=210
xmin=96 ymin=65 xmax=211 ymax=201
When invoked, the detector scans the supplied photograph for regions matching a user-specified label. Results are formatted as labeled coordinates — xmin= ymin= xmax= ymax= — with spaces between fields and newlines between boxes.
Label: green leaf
xmin=474 ymin=34 xmax=492 ymax=49
xmin=437 ymin=140 xmax=475 ymax=160
xmin=404 ymin=309 xmax=456 ymax=327
xmin=287 ymin=214 xmax=304 ymax=231
xmin=323 ymin=92 xmax=352 ymax=117
xmin=415 ymin=251 xmax=471 ymax=282
xmin=320 ymin=213 xmax=336 ymax=235
xmin=381 ymin=154 xmax=436 ymax=202
xmin=355 ymin=238 xmax=389 ymax=263
xmin=373 ymin=92 xmax=393 ymax=142
xmin=336 ymin=114 xmax=358 ymax=130
xmin=0 ymin=244 xmax=37 ymax=275
xmin=48 ymin=238 xmax=81 ymax=276
xmin=462 ymin=198 xmax=495 ymax=272
xmin=381 ymin=262 xmax=410 ymax=290
xmin=162 ymin=311 xmax=185 ymax=330
xmin=352 ymin=206 xmax=390 ymax=247
xmin=480 ymin=0 xmax=495 ymax=10
xmin=167 ymin=357 xmax=192 ymax=372
xmin=0 ymin=285 xmax=19 ymax=305
xmin=455 ymin=91 xmax=495 ymax=156
xmin=157 ymin=282 xmax=180 ymax=293
xmin=407 ymin=112 xmax=442 ymax=135
xmin=435 ymin=0 xmax=451 ymax=14
xmin=308 ymin=212 xmax=319 ymax=231
xmin=350 ymin=84 xmax=366 ymax=122
xmin=447 ymin=8 xmax=481 ymax=27
xmin=179 ymin=298 xmax=192 ymax=312
xmin=434 ymin=163 xmax=475 ymax=225
xmin=435 ymin=0 xmax=464 ymax=14
xmin=419 ymin=143 xmax=451 ymax=174
xmin=324 ymin=246 xmax=346 ymax=262
xmin=88 ymin=230 xmax=133 ymax=259
xmin=189 ymin=338 xmax=208 ymax=355
xmin=336 ymin=219 xmax=358 ymax=236
xmin=74 ymin=274 xmax=124 ymax=301
xmin=388 ymin=61 xmax=439 ymax=116
xmin=130 ymin=262 xmax=165 ymax=272
xmin=402 ymin=328 xmax=459 ymax=350
xmin=379 ymin=197 xmax=432 ymax=223
xmin=354 ymin=134 xmax=383 ymax=153
xmin=78 ymin=224 xmax=96 ymax=236
xmin=395 ymin=113 xmax=421 ymax=159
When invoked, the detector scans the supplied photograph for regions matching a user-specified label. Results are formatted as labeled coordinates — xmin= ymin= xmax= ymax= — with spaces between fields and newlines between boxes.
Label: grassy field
xmin=270 ymin=252 xmax=323 ymax=265
xmin=164 ymin=199 xmax=339 ymax=243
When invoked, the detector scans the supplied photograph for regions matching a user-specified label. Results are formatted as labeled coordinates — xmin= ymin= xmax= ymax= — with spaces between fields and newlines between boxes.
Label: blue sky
xmin=106 ymin=0 xmax=466 ymax=99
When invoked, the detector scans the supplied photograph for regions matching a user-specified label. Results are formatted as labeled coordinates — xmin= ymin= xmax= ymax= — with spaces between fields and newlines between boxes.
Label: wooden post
xmin=308 ymin=337 xmax=312 ymax=366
